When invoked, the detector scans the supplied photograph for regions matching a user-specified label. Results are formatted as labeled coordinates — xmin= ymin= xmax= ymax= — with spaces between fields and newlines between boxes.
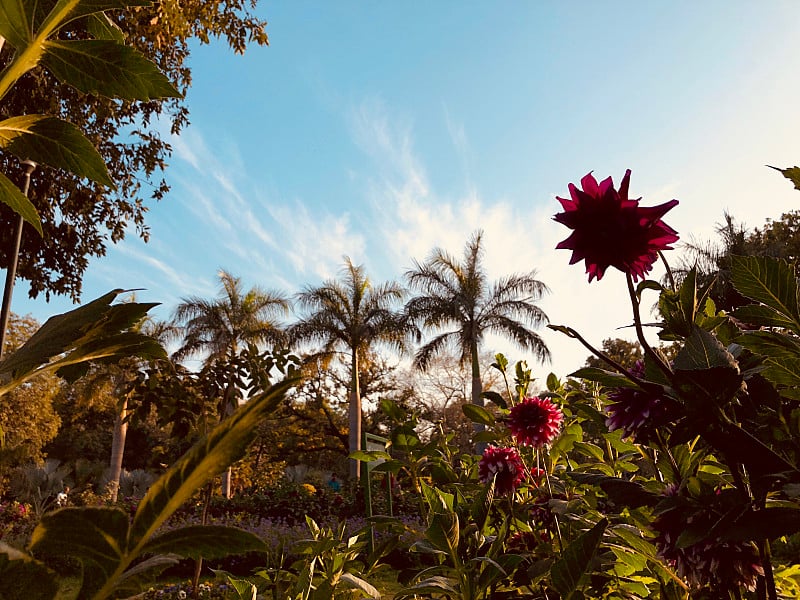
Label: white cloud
xmin=345 ymin=99 xmax=642 ymax=378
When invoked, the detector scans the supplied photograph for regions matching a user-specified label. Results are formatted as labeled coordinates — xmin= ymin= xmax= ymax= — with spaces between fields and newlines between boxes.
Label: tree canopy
xmin=0 ymin=1 xmax=270 ymax=300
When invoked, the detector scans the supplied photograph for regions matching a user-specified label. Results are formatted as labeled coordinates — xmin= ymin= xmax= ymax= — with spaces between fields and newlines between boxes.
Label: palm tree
xmin=404 ymin=230 xmax=551 ymax=434
xmin=672 ymin=212 xmax=753 ymax=312
xmin=289 ymin=258 xmax=408 ymax=479
xmin=172 ymin=270 xmax=289 ymax=497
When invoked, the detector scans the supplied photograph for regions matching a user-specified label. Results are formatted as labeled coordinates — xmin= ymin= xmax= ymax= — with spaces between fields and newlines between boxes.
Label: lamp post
xmin=0 ymin=159 xmax=37 ymax=360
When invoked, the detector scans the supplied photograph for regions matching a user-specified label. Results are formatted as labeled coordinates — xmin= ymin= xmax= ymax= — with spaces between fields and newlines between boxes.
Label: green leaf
xmin=141 ymin=525 xmax=266 ymax=560
xmin=470 ymin=478 xmax=494 ymax=533
xmin=420 ymin=481 xmax=454 ymax=514
xmin=0 ymin=543 xmax=59 ymax=600
xmin=340 ymin=573 xmax=381 ymax=598
xmin=546 ymin=372 xmax=561 ymax=392
xmin=39 ymin=0 xmax=150 ymax=33
xmin=733 ymin=305 xmax=797 ymax=330
xmin=763 ymin=357 xmax=800 ymax=388
xmin=348 ymin=450 xmax=391 ymax=462
xmin=674 ymin=327 xmax=738 ymax=371
xmin=768 ymin=164 xmax=800 ymax=191
xmin=426 ymin=513 xmax=460 ymax=559
xmin=0 ymin=170 xmax=42 ymax=235
xmin=462 ymin=403 xmax=495 ymax=426
xmin=379 ymin=397 xmax=405 ymax=422
xmin=731 ymin=256 xmax=800 ymax=333
xmin=737 ymin=330 xmax=800 ymax=360
xmin=128 ymin=376 xmax=297 ymax=551
xmin=679 ymin=268 xmax=699 ymax=326
xmin=0 ymin=0 xmax=33 ymax=48
xmin=567 ymin=473 xmax=658 ymax=509
xmin=0 ymin=115 xmax=112 ymax=186
xmin=569 ymin=367 xmax=639 ymax=389
xmin=396 ymin=576 xmax=458 ymax=599
xmin=29 ymin=507 xmax=129 ymax=586
xmin=0 ymin=290 xmax=164 ymax=394
xmin=43 ymin=39 xmax=181 ymax=101
xmin=482 ymin=390 xmax=507 ymax=409
xmin=550 ymin=518 xmax=608 ymax=599
xmin=87 ymin=11 xmax=124 ymax=43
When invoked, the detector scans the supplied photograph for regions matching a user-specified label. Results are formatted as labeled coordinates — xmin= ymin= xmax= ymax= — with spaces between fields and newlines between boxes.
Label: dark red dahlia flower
xmin=509 ymin=396 xmax=564 ymax=448
xmin=654 ymin=486 xmax=764 ymax=592
xmin=605 ymin=361 xmax=678 ymax=443
xmin=479 ymin=446 xmax=525 ymax=495
xmin=554 ymin=170 xmax=679 ymax=282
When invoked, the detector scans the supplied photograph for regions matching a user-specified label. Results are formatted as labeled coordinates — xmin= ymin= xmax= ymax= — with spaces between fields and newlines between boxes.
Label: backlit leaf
xmin=140 ymin=525 xmax=267 ymax=559
xmin=0 ymin=115 xmax=112 ymax=186
xmin=0 ymin=170 xmax=41 ymax=235
xmin=768 ymin=165 xmax=800 ymax=191
xmin=43 ymin=40 xmax=181 ymax=101
xmin=550 ymin=518 xmax=608 ymax=599
xmin=731 ymin=256 xmax=800 ymax=333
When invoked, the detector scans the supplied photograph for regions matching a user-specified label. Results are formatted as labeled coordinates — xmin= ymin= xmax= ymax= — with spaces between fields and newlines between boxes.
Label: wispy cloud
xmin=346 ymin=98 xmax=656 ymax=378
xmin=168 ymin=125 xmax=368 ymax=290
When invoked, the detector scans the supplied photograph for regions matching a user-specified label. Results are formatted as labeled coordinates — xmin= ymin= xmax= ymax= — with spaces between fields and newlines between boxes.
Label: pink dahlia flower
xmin=508 ymin=396 xmax=564 ymax=448
xmin=554 ymin=170 xmax=679 ymax=282
xmin=479 ymin=446 xmax=525 ymax=495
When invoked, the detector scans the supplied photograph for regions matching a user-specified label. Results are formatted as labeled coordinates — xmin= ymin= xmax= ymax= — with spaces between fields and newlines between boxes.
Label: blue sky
xmin=12 ymin=1 xmax=800 ymax=379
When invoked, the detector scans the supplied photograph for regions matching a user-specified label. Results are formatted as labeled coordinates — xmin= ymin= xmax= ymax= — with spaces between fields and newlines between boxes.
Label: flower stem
xmin=550 ymin=325 xmax=640 ymax=382
xmin=625 ymin=273 xmax=672 ymax=377
xmin=659 ymin=251 xmax=676 ymax=290
xmin=760 ymin=538 xmax=777 ymax=600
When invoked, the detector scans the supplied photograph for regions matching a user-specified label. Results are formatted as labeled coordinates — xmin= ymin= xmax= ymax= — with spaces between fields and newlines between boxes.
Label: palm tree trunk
xmin=108 ymin=397 xmax=128 ymax=502
xmin=470 ymin=341 xmax=486 ymax=454
xmin=349 ymin=348 xmax=361 ymax=480
xmin=221 ymin=382 xmax=235 ymax=498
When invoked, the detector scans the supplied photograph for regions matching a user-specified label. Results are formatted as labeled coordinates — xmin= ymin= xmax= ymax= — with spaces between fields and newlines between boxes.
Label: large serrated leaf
xmin=87 ymin=12 xmax=124 ymax=42
xmin=0 ymin=543 xmax=59 ymax=600
xmin=128 ymin=376 xmax=296 ymax=551
xmin=0 ymin=115 xmax=112 ymax=186
xmin=550 ymin=518 xmax=608 ymax=599
xmin=0 ymin=170 xmax=42 ymax=235
xmin=141 ymin=525 xmax=266 ymax=560
xmin=43 ymin=40 xmax=181 ymax=101
xmin=38 ymin=0 xmax=150 ymax=33
xmin=737 ymin=330 xmax=800 ymax=360
xmin=733 ymin=305 xmax=797 ymax=330
xmin=0 ymin=290 xmax=164 ymax=394
xmin=674 ymin=327 xmax=738 ymax=371
xmin=731 ymin=256 xmax=800 ymax=333
xmin=0 ymin=0 xmax=33 ymax=48
xmin=762 ymin=357 xmax=800 ymax=388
